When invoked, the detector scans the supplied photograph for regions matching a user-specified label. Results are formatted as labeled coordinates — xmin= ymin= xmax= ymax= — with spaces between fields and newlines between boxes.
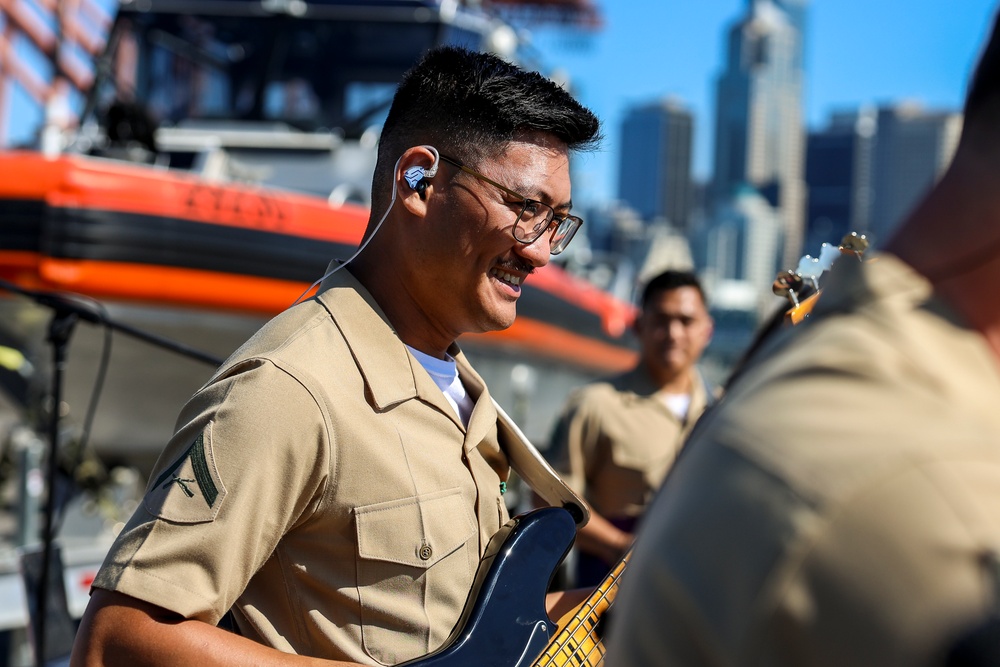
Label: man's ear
xmin=397 ymin=146 xmax=440 ymax=217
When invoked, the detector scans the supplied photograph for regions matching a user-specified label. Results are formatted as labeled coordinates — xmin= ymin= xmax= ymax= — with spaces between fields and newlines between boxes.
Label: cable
xmin=289 ymin=155 xmax=405 ymax=306
xmin=290 ymin=146 xmax=440 ymax=306
xmin=69 ymin=294 xmax=113 ymax=461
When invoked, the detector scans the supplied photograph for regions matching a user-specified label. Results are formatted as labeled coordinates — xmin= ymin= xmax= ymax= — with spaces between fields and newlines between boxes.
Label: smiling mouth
xmin=490 ymin=267 xmax=523 ymax=287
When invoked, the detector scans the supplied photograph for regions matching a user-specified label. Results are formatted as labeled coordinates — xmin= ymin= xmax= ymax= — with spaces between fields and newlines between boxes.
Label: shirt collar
xmin=314 ymin=267 xmax=495 ymax=429
xmin=315 ymin=266 xmax=422 ymax=411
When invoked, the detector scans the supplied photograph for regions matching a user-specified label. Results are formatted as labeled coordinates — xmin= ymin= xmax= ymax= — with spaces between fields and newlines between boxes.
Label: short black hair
xmin=964 ymin=10 xmax=1000 ymax=125
xmin=371 ymin=46 xmax=601 ymax=206
xmin=639 ymin=270 xmax=707 ymax=310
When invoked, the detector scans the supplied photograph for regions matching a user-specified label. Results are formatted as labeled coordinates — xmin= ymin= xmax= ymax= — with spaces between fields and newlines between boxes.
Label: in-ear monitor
xmin=404 ymin=165 xmax=427 ymax=193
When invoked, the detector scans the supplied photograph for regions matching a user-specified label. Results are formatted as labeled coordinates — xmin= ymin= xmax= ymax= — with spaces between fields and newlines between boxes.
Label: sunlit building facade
xmin=804 ymin=108 xmax=876 ymax=254
xmin=711 ymin=0 xmax=807 ymax=269
xmin=617 ymin=98 xmax=694 ymax=230
xmin=868 ymin=103 xmax=962 ymax=244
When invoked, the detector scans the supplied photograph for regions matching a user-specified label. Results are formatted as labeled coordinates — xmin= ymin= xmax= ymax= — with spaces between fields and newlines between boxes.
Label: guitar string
xmin=578 ymin=634 xmax=606 ymax=666
xmin=539 ymin=586 xmax=614 ymax=665
xmin=555 ymin=623 xmax=608 ymax=667
xmin=567 ymin=605 xmax=609 ymax=667
xmin=573 ymin=641 xmax=605 ymax=667
xmin=536 ymin=557 xmax=631 ymax=667
xmin=540 ymin=605 xmax=607 ymax=666
xmin=535 ymin=552 xmax=632 ymax=666
xmin=548 ymin=623 xmax=607 ymax=667
xmin=540 ymin=567 xmax=624 ymax=666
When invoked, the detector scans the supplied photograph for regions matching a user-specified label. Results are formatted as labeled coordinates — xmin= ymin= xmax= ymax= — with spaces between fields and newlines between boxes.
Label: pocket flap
xmin=355 ymin=488 xmax=475 ymax=569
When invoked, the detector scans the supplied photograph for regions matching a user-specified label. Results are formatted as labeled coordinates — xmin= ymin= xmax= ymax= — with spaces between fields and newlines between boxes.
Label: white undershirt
xmin=406 ymin=345 xmax=475 ymax=427
xmin=660 ymin=392 xmax=692 ymax=421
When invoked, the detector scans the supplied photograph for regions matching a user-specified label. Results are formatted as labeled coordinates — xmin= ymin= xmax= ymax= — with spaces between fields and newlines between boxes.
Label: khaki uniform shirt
xmin=606 ymin=254 xmax=1000 ymax=667
xmin=550 ymin=365 xmax=710 ymax=521
xmin=94 ymin=269 xmax=551 ymax=665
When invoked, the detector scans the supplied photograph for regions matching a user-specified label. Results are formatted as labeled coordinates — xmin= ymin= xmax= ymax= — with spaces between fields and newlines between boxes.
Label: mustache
xmin=494 ymin=257 xmax=535 ymax=276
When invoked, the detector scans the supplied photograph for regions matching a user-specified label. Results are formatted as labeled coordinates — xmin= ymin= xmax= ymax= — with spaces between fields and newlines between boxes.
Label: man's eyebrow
xmin=521 ymin=183 xmax=572 ymax=211
xmin=547 ymin=201 xmax=572 ymax=217
xmin=548 ymin=194 xmax=573 ymax=213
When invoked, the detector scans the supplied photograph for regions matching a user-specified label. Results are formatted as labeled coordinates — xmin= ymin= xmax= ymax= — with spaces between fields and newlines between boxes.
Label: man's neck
xmin=349 ymin=248 xmax=454 ymax=359
xmin=651 ymin=366 xmax=693 ymax=395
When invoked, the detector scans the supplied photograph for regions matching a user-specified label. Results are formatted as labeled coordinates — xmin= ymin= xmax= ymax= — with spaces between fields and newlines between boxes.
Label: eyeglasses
xmin=438 ymin=153 xmax=583 ymax=255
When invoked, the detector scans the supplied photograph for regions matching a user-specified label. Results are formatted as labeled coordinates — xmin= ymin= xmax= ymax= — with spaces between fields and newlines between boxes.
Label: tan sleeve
xmin=547 ymin=386 xmax=609 ymax=499
xmin=93 ymin=360 xmax=331 ymax=623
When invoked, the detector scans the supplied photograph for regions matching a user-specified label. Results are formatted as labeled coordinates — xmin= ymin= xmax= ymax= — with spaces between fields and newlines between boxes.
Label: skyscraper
xmin=803 ymin=108 xmax=876 ymax=254
xmin=868 ymin=103 xmax=962 ymax=243
xmin=617 ymin=98 xmax=694 ymax=229
xmin=704 ymin=186 xmax=784 ymax=311
xmin=711 ymin=0 xmax=807 ymax=269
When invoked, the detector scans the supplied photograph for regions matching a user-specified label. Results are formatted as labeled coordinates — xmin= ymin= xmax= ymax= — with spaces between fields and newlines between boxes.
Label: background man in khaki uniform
xmin=548 ymin=269 xmax=714 ymax=586
xmin=605 ymin=8 xmax=1000 ymax=667
xmin=71 ymin=46 xmax=599 ymax=667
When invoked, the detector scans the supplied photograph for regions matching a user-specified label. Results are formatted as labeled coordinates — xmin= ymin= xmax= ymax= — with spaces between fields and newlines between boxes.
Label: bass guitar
xmin=405 ymin=507 xmax=628 ymax=667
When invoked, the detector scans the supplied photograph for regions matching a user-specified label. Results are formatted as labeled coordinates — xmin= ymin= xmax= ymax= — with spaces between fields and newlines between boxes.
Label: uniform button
xmin=418 ymin=544 xmax=433 ymax=561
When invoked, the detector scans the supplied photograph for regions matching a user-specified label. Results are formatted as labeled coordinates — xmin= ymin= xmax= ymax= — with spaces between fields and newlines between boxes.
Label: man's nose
xmin=514 ymin=230 xmax=552 ymax=268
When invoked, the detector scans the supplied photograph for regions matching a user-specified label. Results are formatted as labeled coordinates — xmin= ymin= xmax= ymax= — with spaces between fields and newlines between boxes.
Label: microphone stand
xmin=0 ymin=278 xmax=224 ymax=666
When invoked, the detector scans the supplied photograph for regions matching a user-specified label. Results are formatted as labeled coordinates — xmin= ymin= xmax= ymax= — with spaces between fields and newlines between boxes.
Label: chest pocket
xmin=601 ymin=409 xmax=678 ymax=513
xmin=606 ymin=441 xmax=670 ymax=506
xmin=607 ymin=408 xmax=676 ymax=472
xmin=354 ymin=488 xmax=477 ymax=665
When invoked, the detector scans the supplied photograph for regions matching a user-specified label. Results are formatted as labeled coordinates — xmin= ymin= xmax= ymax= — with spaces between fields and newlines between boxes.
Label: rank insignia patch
xmin=143 ymin=425 xmax=227 ymax=524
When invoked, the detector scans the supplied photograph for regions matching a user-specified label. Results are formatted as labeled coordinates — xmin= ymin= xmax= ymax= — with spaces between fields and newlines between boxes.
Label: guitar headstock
xmin=774 ymin=232 xmax=869 ymax=324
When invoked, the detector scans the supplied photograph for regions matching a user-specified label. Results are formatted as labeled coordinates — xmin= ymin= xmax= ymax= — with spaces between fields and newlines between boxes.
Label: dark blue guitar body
xmin=402 ymin=507 xmax=577 ymax=667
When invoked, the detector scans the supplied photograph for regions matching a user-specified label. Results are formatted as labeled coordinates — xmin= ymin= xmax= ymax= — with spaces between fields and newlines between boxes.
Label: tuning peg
xmin=772 ymin=269 xmax=803 ymax=307
xmin=839 ymin=232 xmax=869 ymax=260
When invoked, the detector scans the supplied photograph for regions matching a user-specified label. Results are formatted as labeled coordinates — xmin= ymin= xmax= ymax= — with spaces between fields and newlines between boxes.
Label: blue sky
xmin=530 ymin=0 xmax=999 ymax=207
xmin=4 ymin=0 xmax=997 ymax=210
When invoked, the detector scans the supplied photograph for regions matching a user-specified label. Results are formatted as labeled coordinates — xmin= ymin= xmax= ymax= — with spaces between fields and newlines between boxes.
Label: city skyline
xmin=710 ymin=0 xmax=806 ymax=268
xmin=570 ymin=1 xmax=984 ymax=328
xmin=532 ymin=0 xmax=998 ymax=209
xmin=3 ymin=0 xmax=997 ymax=213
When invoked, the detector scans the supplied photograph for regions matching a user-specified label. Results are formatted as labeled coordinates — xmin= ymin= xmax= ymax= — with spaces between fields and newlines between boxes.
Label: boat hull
xmin=0 ymin=152 xmax=637 ymax=474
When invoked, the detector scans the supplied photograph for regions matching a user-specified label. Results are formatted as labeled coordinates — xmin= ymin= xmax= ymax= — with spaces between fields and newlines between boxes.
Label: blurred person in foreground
xmin=71 ymin=46 xmax=600 ymax=667
xmin=605 ymin=9 xmax=1000 ymax=667
xmin=547 ymin=269 xmax=715 ymax=586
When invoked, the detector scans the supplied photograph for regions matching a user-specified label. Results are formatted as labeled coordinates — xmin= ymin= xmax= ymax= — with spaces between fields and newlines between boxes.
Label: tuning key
xmin=772 ymin=269 xmax=803 ymax=307
xmin=839 ymin=232 xmax=869 ymax=260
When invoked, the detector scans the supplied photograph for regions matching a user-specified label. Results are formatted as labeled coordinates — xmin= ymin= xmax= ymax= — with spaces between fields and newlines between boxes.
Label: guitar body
xmin=403 ymin=507 xmax=578 ymax=667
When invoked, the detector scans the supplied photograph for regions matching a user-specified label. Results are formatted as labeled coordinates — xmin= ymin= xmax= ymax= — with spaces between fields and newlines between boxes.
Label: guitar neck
xmin=533 ymin=551 xmax=631 ymax=667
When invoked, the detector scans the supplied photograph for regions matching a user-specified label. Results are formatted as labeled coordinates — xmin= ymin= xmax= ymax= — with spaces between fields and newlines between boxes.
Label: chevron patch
xmin=144 ymin=426 xmax=227 ymax=524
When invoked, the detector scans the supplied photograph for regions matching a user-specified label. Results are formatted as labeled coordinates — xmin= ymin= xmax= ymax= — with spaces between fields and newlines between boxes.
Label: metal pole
xmin=34 ymin=309 xmax=77 ymax=667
